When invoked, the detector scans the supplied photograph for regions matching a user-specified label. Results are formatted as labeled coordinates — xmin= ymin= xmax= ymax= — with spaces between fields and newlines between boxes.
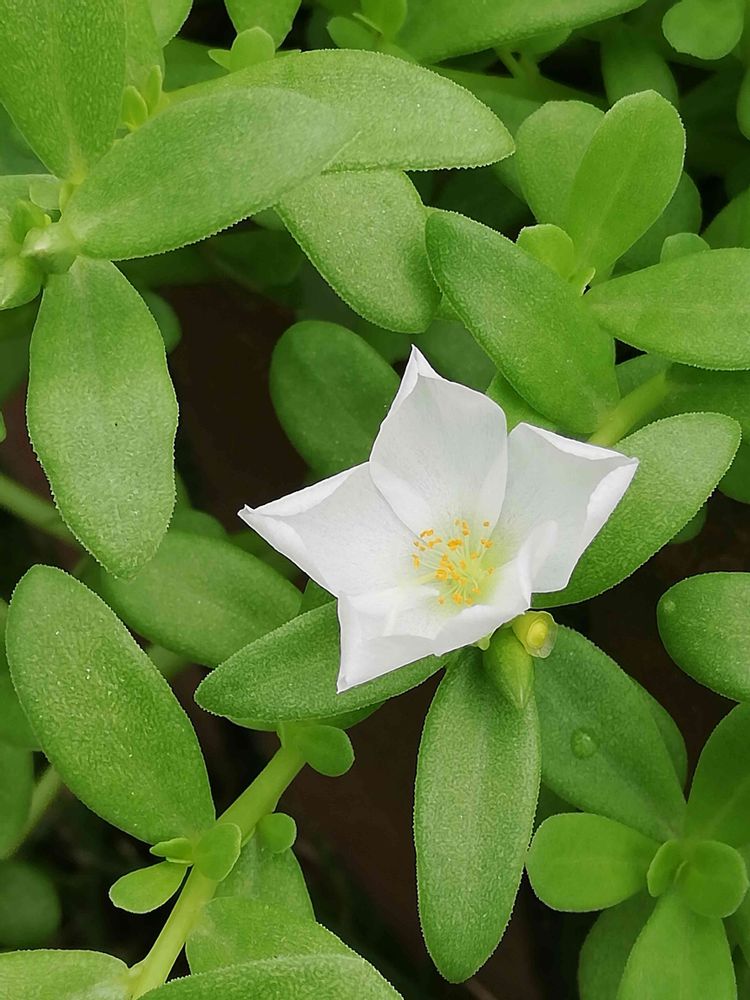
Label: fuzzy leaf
xmin=415 ymin=648 xmax=540 ymax=982
xmin=0 ymin=0 xmax=126 ymax=180
xmin=225 ymin=0 xmax=299 ymax=45
xmin=515 ymin=101 xmax=603 ymax=227
xmin=398 ymin=0 xmax=646 ymax=63
xmin=0 ymin=861 xmax=60 ymax=949
xmin=98 ymin=531 xmax=300 ymax=667
xmin=0 ymin=950 xmax=129 ymax=1000
xmin=539 ymin=414 xmax=741 ymax=606
xmin=27 ymin=258 xmax=177 ymax=578
xmin=662 ymin=0 xmax=744 ymax=60
xmin=187 ymin=898 xmax=346 ymax=974
xmin=534 ymin=628 xmax=686 ymax=841
xmin=426 ymin=210 xmax=618 ymax=433
xmin=6 ymin=566 xmax=215 ymax=844
xmin=658 ymin=573 xmax=750 ymax=700
xmin=527 ymin=813 xmax=658 ymax=911
xmin=0 ymin=745 xmax=32 ymax=857
xmin=270 ymin=321 xmax=398 ymax=476
xmin=278 ymin=171 xmax=440 ymax=333
xmin=587 ymin=249 xmax=750 ymax=369
xmin=141 ymin=956 xmax=402 ymax=998
xmin=64 ymin=88 xmax=354 ymax=259
xmin=288 ymin=725 xmax=354 ymax=778
xmin=618 ymin=893 xmax=735 ymax=1000
xmin=685 ymin=704 xmax=750 ymax=847
xmin=150 ymin=0 xmax=191 ymax=45
xmin=567 ymin=91 xmax=685 ymax=275
xmin=178 ymin=49 xmax=513 ymax=171
xmin=217 ymin=834 xmax=313 ymax=921
xmin=601 ymin=24 xmax=678 ymax=105
xmin=196 ymin=602 xmax=445 ymax=722
xmin=578 ymin=894 xmax=655 ymax=1000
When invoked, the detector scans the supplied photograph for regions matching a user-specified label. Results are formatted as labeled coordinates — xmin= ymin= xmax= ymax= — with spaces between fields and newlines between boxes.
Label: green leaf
xmin=527 ymin=813 xmax=658 ymax=911
xmin=414 ymin=647 xmax=540 ymax=982
xmin=278 ymin=171 xmax=440 ymax=333
xmin=533 ymin=628 xmax=686 ymax=841
xmin=426 ymin=210 xmax=618 ymax=433
xmin=516 ymin=223 xmax=576 ymax=280
xmin=601 ymin=24 xmax=678 ymax=106
xmin=150 ymin=0 xmax=192 ymax=45
xmin=98 ymin=531 xmax=301 ymax=667
xmin=677 ymin=840 xmax=748 ymax=918
xmin=196 ymin=602 xmax=445 ymax=722
xmin=150 ymin=837 xmax=194 ymax=864
xmin=64 ymin=88 xmax=354 ymax=259
xmin=194 ymin=823 xmax=242 ymax=882
xmin=6 ymin=566 xmax=215 ymax=843
xmin=0 ymin=608 xmax=37 ymax=750
xmin=140 ymin=955 xmax=402 ymax=999
xmin=515 ymin=101 xmax=603 ymax=227
xmin=618 ymin=892 xmax=735 ymax=1000
xmin=270 ymin=321 xmax=398 ymax=476
xmin=0 ymin=745 xmax=32 ymax=857
xmin=660 ymin=232 xmax=709 ymax=262
xmin=619 ymin=173 xmax=701 ymax=273
xmin=578 ymin=894 xmax=655 ymax=1000
xmin=363 ymin=0 xmax=407 ymax=37
xmin=705 ymin=185 xmax=750 ymax=249
xmin=538 ymin=414 xmax=741 ymax=606
xmin=662 ymin=0 xmax=744 ymax=60
xmin=0 ymin=861 xmax=60 ymax=948
xmin=398 ymin=0 xmax=646 ymax=63
xmin=109 ymin=861 xmax=187 ymax=913
xmin=287 ymin=724 xmax=354 ymax=777
xmin=486 ymin=371 xmax=556 ymax=431
xmin=633 ymin=681 xmax=688 ymax=788
xmin=0 ymin=950 xmax=129 ymax=1000
xmin=180 ymin=49 xmax=513 ymax=171
xmin=721 ymin=441 xmax=750 ymax=503
xmin=567 ymin=92 xmax=685 ymax=275
xmin=257 ymin=813 xmax=297 ymax=854
xmin=27 ymin=257 xmax=177 ymax=577
xmin=124 ymin=0 xmax=163 ymax=92
xmin=0 ymin=0 xmax=126 ymax=181
xmin=226 ymin=0 xmax=300 ymax=45
xmin=216 ymin=833 xmax=314 ymax=921
xmin=187 ymin=898 xmax=347 ymax=974
xmin=658 ymin=573 xmax=750 ymax=700
xmin=685 ymin=703 xmax=750 ymax=847
xmin=647 ymin=840 xmax=683 ymax=898
xmin=586 ymin=249 xmax=750 ymax=369
xmin=416 ymin=318 xmax=495 ymax=392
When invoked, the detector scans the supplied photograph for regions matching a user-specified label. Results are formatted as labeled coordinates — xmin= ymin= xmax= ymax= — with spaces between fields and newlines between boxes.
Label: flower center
xmin=411 ymin=518 xmax=496 ymax=607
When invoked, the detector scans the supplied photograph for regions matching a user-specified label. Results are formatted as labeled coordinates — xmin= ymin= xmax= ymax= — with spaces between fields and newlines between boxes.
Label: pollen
xmin=410 ymin=517 xmax=498 ymax=608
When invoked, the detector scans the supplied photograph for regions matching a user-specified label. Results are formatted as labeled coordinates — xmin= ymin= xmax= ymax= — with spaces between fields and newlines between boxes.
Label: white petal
xmin=496 ymin=423 xmax=638 ymax=594
xmin=368 ymin=346 xmax=508 ymax=535
xmin=336 ymin=521 xmax=556 ymax=691
xmin=238 ymin=464 xmax=412 ymax=597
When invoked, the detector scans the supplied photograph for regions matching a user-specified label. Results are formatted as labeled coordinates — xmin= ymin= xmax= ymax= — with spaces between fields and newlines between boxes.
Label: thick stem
xmin=0 ymin=471 xmax=75 ymax=544
xmin=588 ymin=370 xmax=671 ymax=448
xmin=128 ymin=745 xmax=305 ymax=998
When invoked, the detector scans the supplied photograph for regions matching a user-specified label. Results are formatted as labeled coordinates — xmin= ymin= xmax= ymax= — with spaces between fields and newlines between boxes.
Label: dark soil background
xmin=1 ymin=2 xmax=749 ymax=997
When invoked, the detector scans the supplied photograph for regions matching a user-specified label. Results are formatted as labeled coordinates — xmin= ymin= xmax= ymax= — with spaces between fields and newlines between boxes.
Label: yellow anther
xmin=452 ymin=593 xmax=463 ymax=605
xmin=412 ymin=555 xmax=420 ymax=568
xmin=483 ymin=520 xmax=490 ymax=527
xmin=420 ymin=529 xmax=434 ymax=538
xmin=447 ymin=538 xmax=462 ymax=550
xmin=411 ymin=518 xmax=499 ymax=609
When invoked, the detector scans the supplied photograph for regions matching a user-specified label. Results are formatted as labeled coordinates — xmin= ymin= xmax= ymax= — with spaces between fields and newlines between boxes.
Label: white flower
xmin=240 ymin=348 xmax=638 ymax=692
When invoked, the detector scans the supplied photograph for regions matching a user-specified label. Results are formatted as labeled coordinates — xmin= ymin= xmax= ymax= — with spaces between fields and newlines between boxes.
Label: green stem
xmin=588 ymin=370 xmax=671 ymax=448
xmin=128 ymin=745 xmax=304 ymax=998
xmin=4 ymin=766 xmax=63 ymax=857
xmin=24 ymin=766 xmax=62 ymax=837
xmin=0 ymin=471 xmax=75 ymax=544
